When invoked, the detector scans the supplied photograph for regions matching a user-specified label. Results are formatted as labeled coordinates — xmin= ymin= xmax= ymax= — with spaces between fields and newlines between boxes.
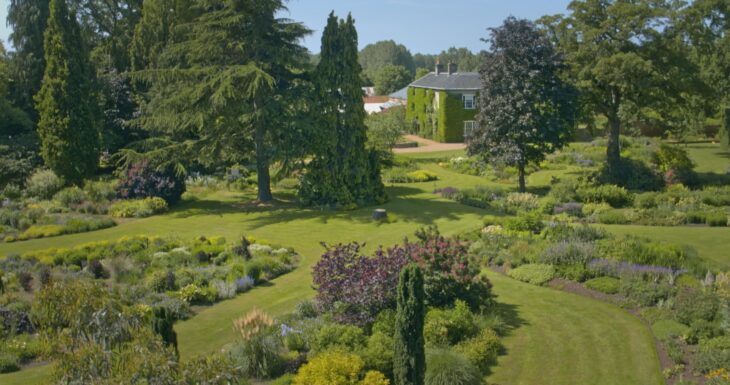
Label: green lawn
xmin=0 ymin=154 xmax=667 ymax=385
xmin=602 ymin=224 xmax=730 ymax=270
xmin=684 ymin=142 xmax=729 ymax=174
xmin=486 ymin=271 xmax=663 ymax=385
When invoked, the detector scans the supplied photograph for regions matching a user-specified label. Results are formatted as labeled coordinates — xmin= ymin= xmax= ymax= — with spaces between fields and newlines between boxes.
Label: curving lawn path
xmin=486 ymin=271 xmax=662 ymax=385
xmin=0 ymin=153 xmax=665 ymax=384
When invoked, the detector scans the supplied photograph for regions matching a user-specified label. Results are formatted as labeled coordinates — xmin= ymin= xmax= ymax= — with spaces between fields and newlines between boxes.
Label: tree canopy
xmin=359 ymin=39 xmax=415 ymax=80
xmin=129 ymin=0 xmax=311 ymax=202
xmin=374 ymin=64 xmax=412 ymax=95
xmin=468 ymin=17 xmax=576 ymax=192
xmin=541 ymin=0 xmax=699 ymax=177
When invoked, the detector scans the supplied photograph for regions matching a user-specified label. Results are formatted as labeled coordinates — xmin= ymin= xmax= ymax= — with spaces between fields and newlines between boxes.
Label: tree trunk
xmin=518 ymin=164 xmax=526 ymax=193
xmin=255 ymin=122 xmax=272 ymax=202
xmin=606 ymin=90 xmax=622 ymax=174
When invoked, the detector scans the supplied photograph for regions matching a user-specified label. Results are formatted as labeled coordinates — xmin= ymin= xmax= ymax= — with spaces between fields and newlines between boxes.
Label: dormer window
xmin=463 ymin=94 xmax=476 ymax=110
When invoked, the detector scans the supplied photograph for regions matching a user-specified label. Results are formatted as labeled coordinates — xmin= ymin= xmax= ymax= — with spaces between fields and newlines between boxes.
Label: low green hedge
xmin=384 ymin=168 xmax=439 ymax=183
xmin=584 ymin=276 xmax=620 ymax=294
xmin=507 ymin=264 xmax=555 ymax=286
xmin=109 ymin=197 xmax=169 ymax=218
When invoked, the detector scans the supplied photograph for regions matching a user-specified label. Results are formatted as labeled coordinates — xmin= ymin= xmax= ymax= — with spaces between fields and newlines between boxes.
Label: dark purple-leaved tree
xmin=468 ymin=17 xmax=576 ymax=192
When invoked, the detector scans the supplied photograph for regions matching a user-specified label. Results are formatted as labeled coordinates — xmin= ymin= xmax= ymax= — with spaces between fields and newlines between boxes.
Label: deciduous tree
xmin=542 ymin=0 xmax=686 ymax=176
xmin=374 ymin=64 xmax=412 ymax=95
xmin=359 ymin=40 xmax=415 ymax=80
xmin=469 ymin=17 xmax=576 ymax=192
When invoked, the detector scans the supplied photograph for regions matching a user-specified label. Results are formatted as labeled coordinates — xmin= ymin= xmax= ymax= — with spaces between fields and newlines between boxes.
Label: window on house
xmin=463 ymin=120 xmax=477 ymax=138
xmin=462 ymin=94 xmax=476 ymax=110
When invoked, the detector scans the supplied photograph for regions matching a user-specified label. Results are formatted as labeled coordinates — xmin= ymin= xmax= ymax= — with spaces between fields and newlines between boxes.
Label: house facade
xmin=405 ymin=63 xmax=481 ymax=143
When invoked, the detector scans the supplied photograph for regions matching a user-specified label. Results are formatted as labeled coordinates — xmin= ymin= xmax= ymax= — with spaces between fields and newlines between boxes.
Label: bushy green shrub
xmin=556 ymin=263 xmax=590 ymax=282
xmin=603 ymin=236 xmax=697 ymax=270
xmin=361 ymin=332 xmax=394 ymax=378
xmin=499 ymin=192 xmax=540 ymax=213
xmin=595 ymin=157 xmax=663 ymax=191
xmin=595 ymin=209 xmax=631 ymax=224
xmin=507 ymin=264 xmax=555 ymax=286
xmin=54 ymin=186 xmax=87 ymax=206
xmin=672 ymin=288 xmax=721 ymax=325
xmin=0 ymin=351 xmax=20 ymax=373
xmin=108 ymin=197 xmax=168 ymax=218
xmin=384 ymin=168 xmax=438 ymax=183
xmin=63 ymin=216 xmax=116 ymax=234
xmin=584 ymin=277 xmax=620 ymax=294
xmin=26 ymin=169 xmax=64 ymax=199
xmin=653 ymin=144 xmax=696 ymax=186
xmin=619 ymin=276 xmax=675 ymax=307
xmin=503 ymin=211 xmax=544 ymax=233
xmin=541 ymin=223 xmax=607 ymax=242
xmin=309 ymin=323 xmax=366 ymax=354
xmin=425 ymin=349 xmax=481 ymax=385
xmin=18 ymin=224 xmax=65 ymax=240
xmin=424 ymin=300 xmax=479 ymax=346
xmin=694 ymin=336 xmax=730 ymax=374
xmin=455 ymin=328 xmax=501 ymax=373
xmin=83 ymin=180 xmax=117 ymax=202
xmin=548 ymin=178 xmax=579 ymax=202
xmin=539 ymin=241 xmax=595 ymax=265
xmin=452 ymin=185 xmax=504 ymax=209
xmin=705 ymin=212 xmax=728 ymax=227
xmin=271 ymin=374 xmax=294 ymax=385
xmin=577 ymin=184 xmax=633 ymax=207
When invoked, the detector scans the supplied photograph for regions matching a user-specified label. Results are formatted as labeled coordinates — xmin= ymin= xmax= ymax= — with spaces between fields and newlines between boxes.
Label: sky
xmin=0 ymin=0 xmax=573 ymax=54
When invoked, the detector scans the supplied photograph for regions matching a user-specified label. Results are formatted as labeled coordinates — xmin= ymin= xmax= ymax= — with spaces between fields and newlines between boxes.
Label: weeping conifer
xmin=393 ymin=264 xmax=425 ymax=385
xmin=300 ymin=13 xmax=386 ymax=208
xmin=34 ymin=0 xmax=100 ymax=184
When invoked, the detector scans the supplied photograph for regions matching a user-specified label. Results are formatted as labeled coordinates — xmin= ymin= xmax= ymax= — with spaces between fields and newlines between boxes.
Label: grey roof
xmin=389 ymin=86 xmax=409 ymax=100
xmin=409 ymin=72 xmax=481 ymax=91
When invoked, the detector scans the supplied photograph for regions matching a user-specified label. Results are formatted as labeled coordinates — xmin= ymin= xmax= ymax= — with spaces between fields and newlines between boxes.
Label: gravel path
xmin=393 ymin=134 xmax=466 ymax=154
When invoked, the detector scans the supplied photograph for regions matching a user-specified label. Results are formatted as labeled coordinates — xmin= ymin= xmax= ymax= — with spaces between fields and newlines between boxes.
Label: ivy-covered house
xmin=405 ymin=63 xmax=481 ymax=142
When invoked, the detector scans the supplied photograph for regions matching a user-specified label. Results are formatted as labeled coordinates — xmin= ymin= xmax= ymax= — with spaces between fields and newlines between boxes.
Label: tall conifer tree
xmin=300 ymin=13 xmax=385 ymax=208
xmin=7 ymin=0 xmax=50 ymax=116
xmin=130 ymin=0 xmax=309 ymax=202
xmin=35 ymin=0 xmax=100 ymax=184
xmin=393 ymin=264 xmax=425 ymax=385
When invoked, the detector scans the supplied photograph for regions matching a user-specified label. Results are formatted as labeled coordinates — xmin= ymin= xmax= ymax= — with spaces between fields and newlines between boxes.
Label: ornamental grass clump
xmin=233 ymin=308 xmax=275 ymax=341
xmin=231 ymin=309 xmax=282 ymax=379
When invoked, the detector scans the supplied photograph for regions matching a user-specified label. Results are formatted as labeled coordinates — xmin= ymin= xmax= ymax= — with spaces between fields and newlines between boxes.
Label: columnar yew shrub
xmin=34 ymin=0 xmax=100 ymax=184
xmin=300 ymin=13 xmax=386 ymax=208
xmin=393 ymin=264 xmax=425 ymax=385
